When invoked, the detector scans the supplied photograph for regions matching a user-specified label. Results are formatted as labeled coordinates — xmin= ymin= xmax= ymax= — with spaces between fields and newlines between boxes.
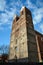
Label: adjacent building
xmin=35 ymin=30 xmax=43 ymax=62
xmin=9 ymin=6 xmax=43 ymax=62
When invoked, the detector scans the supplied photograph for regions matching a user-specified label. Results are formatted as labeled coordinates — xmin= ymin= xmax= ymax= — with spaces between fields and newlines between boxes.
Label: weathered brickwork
xmin=9 ymin=6 xmax=43 ymax=62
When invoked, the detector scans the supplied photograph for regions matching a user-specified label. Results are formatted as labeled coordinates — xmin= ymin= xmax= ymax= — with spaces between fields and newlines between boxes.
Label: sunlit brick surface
xmin=9 ymin=7 xmax=43 ymax=62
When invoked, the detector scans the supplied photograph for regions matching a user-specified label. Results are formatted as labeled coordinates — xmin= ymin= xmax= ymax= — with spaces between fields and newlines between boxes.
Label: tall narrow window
xmin=16 ymin=38 xmax=17 ymax=44
xmin=15 ymin=46 xmax=18 ymax=51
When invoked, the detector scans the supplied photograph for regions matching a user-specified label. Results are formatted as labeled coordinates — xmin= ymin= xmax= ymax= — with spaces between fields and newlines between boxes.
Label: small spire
xmin=14 ymin=15 xmax=17 ymax=19
xmin=13 ymin=15 xmax=18 ymax=20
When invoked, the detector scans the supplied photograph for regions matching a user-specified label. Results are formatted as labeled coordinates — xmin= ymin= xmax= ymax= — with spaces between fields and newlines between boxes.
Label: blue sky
xmin=0 ymin=0 xmax=43 ymax=46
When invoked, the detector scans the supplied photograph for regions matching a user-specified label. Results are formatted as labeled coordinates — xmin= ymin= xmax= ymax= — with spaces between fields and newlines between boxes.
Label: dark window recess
xmin=14 ymin=55 xmax=17 ymax=59
xmin=22 ymin=42 xmax=24 ymax=45
xmin=16 ymin=17 xmax=19 ymax=21
xmin=16 ymin=28 xmax=19 ymax=32
xmin=16 ymin=39 xmax=17 ymax=44
xmin=27 ymin=15 xmax=30 ymax=18
xmin=41 ymin=52 xmax=43 ymax=60
xmin=15 ymin=46 xmax=17 ymax=51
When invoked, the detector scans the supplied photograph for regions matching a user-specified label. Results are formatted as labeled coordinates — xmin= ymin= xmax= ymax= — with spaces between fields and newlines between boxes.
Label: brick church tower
xmin=9 ymin=6 xmax=39 ymax=62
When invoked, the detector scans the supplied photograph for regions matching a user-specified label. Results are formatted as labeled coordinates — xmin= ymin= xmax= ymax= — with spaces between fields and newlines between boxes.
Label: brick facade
xmin=9 ymin=6 xmax=43 ymax=62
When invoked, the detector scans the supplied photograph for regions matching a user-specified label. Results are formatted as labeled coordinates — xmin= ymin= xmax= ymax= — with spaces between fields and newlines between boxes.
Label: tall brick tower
xmin=9 ymin=6 xmax=39 ymax=62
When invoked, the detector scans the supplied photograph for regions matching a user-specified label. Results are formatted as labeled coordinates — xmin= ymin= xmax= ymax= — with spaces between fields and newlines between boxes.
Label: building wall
xmin=9 ymin=7 xmax=28 ymax=60
xmin=25 ymin=8 xmax=39 ymax=62
xmin=35 ymin=31 xmax=43 ymax=62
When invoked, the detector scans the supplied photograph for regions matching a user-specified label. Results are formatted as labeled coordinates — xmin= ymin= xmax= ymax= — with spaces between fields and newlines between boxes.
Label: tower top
xmin=13 ymin=15 xmax=19 ymax=21
xmin=20 ymin=6 xmax=25 ymax=12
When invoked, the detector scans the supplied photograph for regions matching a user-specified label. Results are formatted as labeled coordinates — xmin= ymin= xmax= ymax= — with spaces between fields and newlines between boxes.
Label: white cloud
xmin=26 ymin=0 xmax=43 ymax=34
xmin=36 ymin=0 xmax=43 ymax=7
xmin=33 ymin=8 xmax=43 ymax=24
xmin=0 ymin=0 xmax=43 ymax=32
xmin=5 ymin=7 xmax=16 ymax=18
xmin=0 ymin=5 xmax=17 ymax=30
xmin=26 ymin=0 xmax=43 ymax=25
xmin=0 ymin=23 xmax=2 ymax=26
xmin=0 ymin=13 xmax=8 ymax=23
xmin=0 ymin=0 xmax=6 ymax=11
xmin=40 ymin=23 xmax=43 ymax=34
xmin=0 ymin=26 xmax=4 ymax=30
xmin=26 ymin=0 xmax=37 ymax=9
xmin=0 ymin=0 xmax=22 ymax=30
